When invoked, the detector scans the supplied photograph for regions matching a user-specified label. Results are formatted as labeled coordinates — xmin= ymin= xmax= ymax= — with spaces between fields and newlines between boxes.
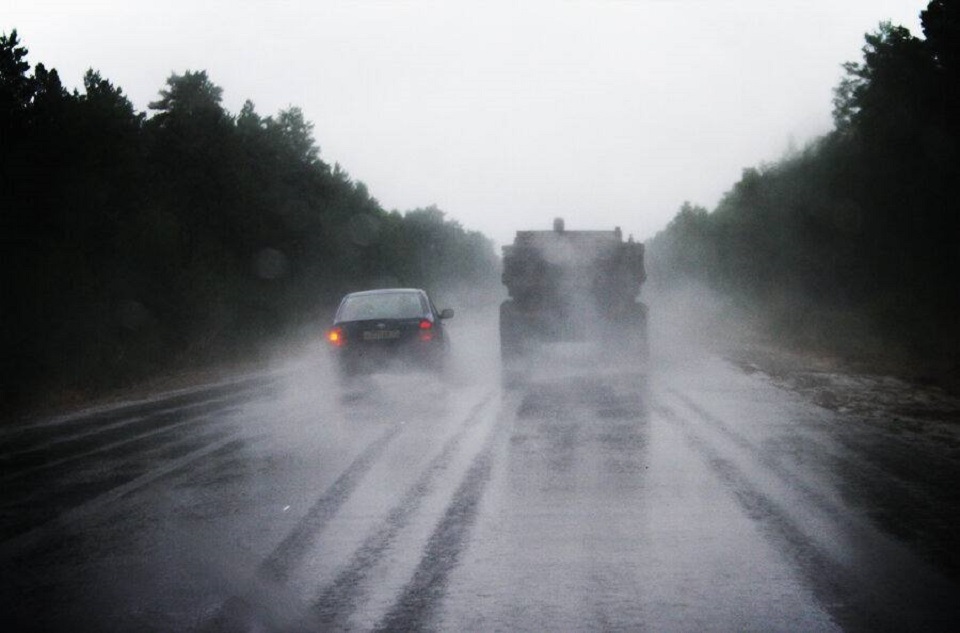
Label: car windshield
xmin=338 ymin=292 xmax=424 ymax=321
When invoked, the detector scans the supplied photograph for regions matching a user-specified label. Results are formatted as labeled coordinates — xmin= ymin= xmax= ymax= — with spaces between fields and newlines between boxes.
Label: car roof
xmin=342 ymin=288 xmax=426 ymax=298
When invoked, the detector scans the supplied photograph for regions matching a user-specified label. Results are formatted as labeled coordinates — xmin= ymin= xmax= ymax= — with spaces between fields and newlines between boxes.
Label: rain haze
xmin=4 ymin=1 xmax=960 ymax=631
xmin=5 ymin=0 xmax=925 ymax=244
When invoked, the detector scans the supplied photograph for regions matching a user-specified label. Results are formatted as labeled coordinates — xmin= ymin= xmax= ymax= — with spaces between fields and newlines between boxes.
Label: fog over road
xmin=2 ymin=309 xmax=959 ymax=632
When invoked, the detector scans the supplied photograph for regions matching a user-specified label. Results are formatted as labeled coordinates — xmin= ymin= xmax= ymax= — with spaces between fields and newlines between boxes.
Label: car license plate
xmin=363 ymin=330 xmax=400 ymax=341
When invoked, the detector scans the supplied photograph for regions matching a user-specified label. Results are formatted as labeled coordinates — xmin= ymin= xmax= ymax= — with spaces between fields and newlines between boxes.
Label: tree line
xmin=1 ymin=31 xmax=499 ymax=414
xmin=647 ymin=0 xmax=959 ymax=383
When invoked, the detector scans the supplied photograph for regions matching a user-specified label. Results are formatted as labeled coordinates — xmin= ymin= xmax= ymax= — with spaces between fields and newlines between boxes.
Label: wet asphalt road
xmin=2 ymin=314 xmax=960 ymax=632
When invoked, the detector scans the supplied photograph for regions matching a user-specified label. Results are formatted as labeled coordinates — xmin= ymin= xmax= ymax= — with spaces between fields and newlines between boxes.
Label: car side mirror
xmin=440 ymin=308 xmax=454 ymax=319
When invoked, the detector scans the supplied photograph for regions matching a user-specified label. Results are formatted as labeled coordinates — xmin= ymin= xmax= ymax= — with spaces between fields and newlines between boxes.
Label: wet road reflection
xmin=2 ymin=314 xmax=959 ymax=631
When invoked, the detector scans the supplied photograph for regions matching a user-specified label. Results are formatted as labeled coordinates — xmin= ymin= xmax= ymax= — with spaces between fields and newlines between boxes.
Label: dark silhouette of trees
xmin=649 ymin=1 xmax=959 ymax=382
xmin=1 ymin=32 xmax=498 ymax=414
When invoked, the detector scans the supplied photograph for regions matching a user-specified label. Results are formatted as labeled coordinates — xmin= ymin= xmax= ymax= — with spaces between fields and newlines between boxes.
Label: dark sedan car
xmin=325 ymin=288 xmax=454 ymax=378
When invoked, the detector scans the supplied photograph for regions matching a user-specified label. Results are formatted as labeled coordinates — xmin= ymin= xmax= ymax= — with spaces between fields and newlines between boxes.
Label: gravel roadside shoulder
xmin=726 ymin=342 xmax=960 ymax=435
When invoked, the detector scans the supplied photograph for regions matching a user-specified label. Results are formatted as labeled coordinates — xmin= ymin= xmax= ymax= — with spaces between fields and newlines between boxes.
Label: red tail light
xmin=419 ymin=320 xmax=433 ymax=341
xmin=327 ymin=327 xmax=344 ymax=347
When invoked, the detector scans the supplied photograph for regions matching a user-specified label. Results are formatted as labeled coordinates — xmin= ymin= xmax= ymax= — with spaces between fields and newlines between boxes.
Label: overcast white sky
xmin=6 ymin=1 xmax=926 ymax=246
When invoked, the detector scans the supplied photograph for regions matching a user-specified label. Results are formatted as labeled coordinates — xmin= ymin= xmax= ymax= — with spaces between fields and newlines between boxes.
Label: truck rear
xmin=500 ymin=218 xmax=648 ymax=386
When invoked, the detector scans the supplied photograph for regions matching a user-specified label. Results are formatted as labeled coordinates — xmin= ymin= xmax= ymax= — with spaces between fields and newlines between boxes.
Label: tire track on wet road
xmin=208 ymin=391 xmax=499 ymax=631
xmin=657 ymin=391 xmax=960 ymax=632
xmin=257 ymin=423 xmax=407 ymax=585
xmin=1 ymin=374 xmax=276 ymax=440
xmin=373 ymin=397 xmax=509 ymax=632
xmin=669 ymin=388 xmax=945 ymax=523
xmin=0 ymin=375 xmax=288 ymax=562
xmin=0 ymin=372 xmax=280 ymax=486
xmin=308 ymin=392 xmax=496 ymax=630
xmin=0 ymin=376 xmax=281 ymax=544
xmin=0 ymin=399 xmax=248 ymax=484
xmin=0 ymin=393 xmax=260 ymax=542
xmin=0 ymin=435 xmax=247 ymax=561
xmin=671 ymin=386 xmax=960 ymax=580
xmin=207 ymin=422 xmax=407 ymax=631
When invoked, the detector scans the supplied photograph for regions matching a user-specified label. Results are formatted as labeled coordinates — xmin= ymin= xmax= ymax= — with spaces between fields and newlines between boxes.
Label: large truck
xmin=499 ymin=218 xmax=647 ymax=379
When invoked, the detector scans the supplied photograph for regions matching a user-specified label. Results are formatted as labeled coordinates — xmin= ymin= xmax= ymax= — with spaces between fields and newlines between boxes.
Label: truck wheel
xmin=500 ymin=301 xmax=528 ymax=389
xmin=500 ymin=300 xmax=523 ymax=360
xmin=632 ymin=302 xmax=649 ymax=359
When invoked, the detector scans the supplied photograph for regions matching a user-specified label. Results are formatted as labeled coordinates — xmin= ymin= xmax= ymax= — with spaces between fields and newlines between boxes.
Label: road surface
xmin=2 ymin=312 xmax=959 ymax=632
